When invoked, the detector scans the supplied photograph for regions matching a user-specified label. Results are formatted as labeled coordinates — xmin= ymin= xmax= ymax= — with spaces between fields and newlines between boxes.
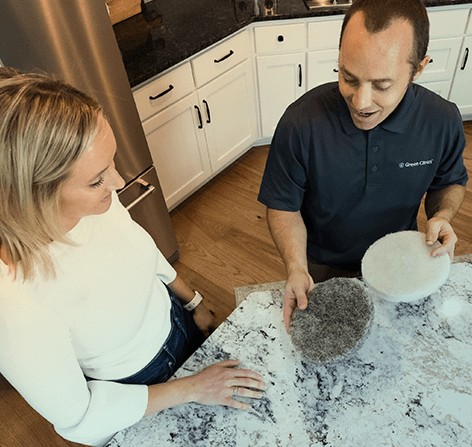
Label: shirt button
xmin=372 ymin=146 xmax=379 ymax=152
xmin=372 ymin=165 xmax=378 ymax=172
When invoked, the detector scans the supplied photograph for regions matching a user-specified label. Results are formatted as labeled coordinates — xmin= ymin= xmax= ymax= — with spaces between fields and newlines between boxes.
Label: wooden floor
xmin=1 ymin=121 xmax=471 ymax=447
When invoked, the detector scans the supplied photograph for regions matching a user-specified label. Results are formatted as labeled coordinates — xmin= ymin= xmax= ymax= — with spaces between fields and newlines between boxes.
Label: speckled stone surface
xmin=114 ymin=0 xmax=472 ymax=88
xmin=106 ymin=261 xmax=472 ymax=447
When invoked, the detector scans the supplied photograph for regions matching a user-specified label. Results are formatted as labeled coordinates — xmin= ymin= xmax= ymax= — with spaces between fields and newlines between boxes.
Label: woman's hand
xmin=189 ymin=359 xmax=266 ymax=410
xmin=192 ymin=302 xmax=217 ymax=338
xmin=145 ymin=359 xmax=266 ymax=416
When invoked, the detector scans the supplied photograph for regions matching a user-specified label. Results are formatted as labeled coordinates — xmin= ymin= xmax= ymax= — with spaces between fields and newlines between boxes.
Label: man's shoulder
xmin=284 ymin=82 xmax=343 ymax=122
xmin=411 ymin=83 xmax=461 ymax=120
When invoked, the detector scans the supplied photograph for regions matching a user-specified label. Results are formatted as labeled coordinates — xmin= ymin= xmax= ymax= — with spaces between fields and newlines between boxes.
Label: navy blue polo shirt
xmin=258 ymin=82 xmax=468 ymax=271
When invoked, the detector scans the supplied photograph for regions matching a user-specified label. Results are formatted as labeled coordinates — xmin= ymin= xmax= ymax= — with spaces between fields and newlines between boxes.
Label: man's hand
xmin=283 ymin=269 xmax=315 ymax=334
xmin=425 ymin=217 xmax=457 ymax=260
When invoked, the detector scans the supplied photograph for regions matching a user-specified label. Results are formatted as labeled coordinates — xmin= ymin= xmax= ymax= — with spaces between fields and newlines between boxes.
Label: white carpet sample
xmin=361 ymin=231 xmax=450 ymax=302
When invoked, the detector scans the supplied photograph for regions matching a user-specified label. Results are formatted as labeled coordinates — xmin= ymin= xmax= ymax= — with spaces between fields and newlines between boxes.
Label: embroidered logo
xmin=399 ymin=159 xmax=433 ymax=168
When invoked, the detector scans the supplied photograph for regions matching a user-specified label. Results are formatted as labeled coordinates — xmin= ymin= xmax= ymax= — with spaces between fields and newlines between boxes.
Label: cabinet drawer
xmin=254 ymin=23 xmax=306 ymax=54
xmin=192 ymin=31 xmax=251 ymax=88
xmin=307 ymin=19 xmax=343 ymax=50
xmin=428 ymin=9 xmax=469 ymax=38
xmin=133 ymin=62 xmax=194 ymax=122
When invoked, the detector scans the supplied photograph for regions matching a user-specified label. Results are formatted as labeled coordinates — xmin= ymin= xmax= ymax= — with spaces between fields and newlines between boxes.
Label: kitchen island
xmin=106 ymin=262 xmax=472 ymax=447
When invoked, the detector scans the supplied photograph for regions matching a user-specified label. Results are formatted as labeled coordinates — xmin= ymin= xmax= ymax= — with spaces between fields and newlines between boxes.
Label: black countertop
xmin=114 ymin=0 xmax=472 ymax=89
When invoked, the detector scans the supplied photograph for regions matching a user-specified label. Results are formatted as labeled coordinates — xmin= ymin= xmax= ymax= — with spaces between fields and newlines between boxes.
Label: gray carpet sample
xmin=290 ymin=277 xmax=373 ymax=364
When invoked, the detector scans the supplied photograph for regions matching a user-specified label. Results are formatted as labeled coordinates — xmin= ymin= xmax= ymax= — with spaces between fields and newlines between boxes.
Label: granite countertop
xmin=114 ymin=0 xmax=472 ymax=89
xmin=107 ymin=262 xmax=472 ymax=447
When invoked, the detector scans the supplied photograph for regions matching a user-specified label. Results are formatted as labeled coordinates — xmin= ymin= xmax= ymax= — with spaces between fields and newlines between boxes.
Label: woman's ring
xmin=233 ymin=386 xmax=239 ymax=397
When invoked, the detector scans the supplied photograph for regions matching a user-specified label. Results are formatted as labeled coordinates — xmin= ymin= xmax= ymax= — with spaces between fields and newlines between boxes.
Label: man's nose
xmin=352 ymin=84 xmax=372 ymax=111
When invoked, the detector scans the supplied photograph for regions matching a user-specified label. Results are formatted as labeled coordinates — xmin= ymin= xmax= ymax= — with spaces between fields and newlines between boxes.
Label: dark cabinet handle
xmin=461 ymin=48 xmax=469 ymax=70
xmin=429 ymin=58 xmax=434 ymax=64
xmin=203 ymin=100 xmax=211 ymax=123
xmin=333 ymin=68 xmax=339 ymax=73
xmin=194 ymin=105 xmax=203 ymax=129
xmin=278 ymin=35 xmax=284 ymax=42
xmin=214 ymin=50 xmax=234 ymax=63
xmin=149 ymin=84 xmax=174 ymax=100
xmin=298 ymin=64 xmax=302 ymax=87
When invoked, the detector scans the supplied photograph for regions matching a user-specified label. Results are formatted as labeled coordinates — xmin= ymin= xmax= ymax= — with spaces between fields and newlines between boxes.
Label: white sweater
xmin=0 ymin=192 xmax=177 ymax=446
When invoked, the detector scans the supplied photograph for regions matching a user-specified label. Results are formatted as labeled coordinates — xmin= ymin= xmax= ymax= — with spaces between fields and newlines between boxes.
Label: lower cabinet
xmin=143 ymin=92 xmax=212 ymax=210
xmin=306 ymin=49 xmax=339 ymax=90
xmin=143 ymin=59 xmax=257 ymax=210
xmin=257 ymin=52 xmax=306 ymax=138
xmin=198 ymin=59 xmax=257 ymax=172
xmin=450 ymin=36 xmax=472 ymax=116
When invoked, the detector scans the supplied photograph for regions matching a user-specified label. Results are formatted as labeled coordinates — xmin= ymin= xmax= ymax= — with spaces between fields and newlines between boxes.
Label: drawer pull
xmin=461 ymin=48 xmax=469 ymax=70
xmin=429 ymin=58 xmax=434 ymax=64
xmin=214 ymin=50 xmax=234 ymax=63
xmin=125 ymin=179 xmax=156 ymax=211
xmin=149 ymin=84 xmax=174 ymax=100
xmin=203 ymin=100 xmax=211 ymax=124
xmin=298 ymin=64 xmax=302 ymax=87
xmin=333 ymin=68 xmax=339 ymax=73
xmin=278 ymin=35 xmax=284 ymax=42
xmin=194 ymin=105 xmax=203 ymax=129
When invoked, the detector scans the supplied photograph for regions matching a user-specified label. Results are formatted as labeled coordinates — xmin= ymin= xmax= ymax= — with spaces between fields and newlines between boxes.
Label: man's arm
xmin=266 ymin=208 xmax=315 ymax=333
xmin=424 ymin=184 xmax=466 ymax=259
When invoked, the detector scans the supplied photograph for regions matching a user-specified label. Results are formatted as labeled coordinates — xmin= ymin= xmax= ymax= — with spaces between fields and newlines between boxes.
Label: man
xmin=258 ymin=0 xmax=468 ymax=333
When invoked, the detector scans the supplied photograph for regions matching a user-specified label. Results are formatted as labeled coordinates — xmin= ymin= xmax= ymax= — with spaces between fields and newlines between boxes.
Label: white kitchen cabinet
xmin=133 ymin=62 xmax=195 ymax=122
xmin=191 ymin=31 xmax=251 ymax=88
xmin=306 ymin=18 xmax=343 ymax=90
xmin=306 ymin=49 xmax=339 ymax=90
xmin=134 ymin=29 xmax=257 ymax=209
xmin=418 ymin=37 xmax=462 ymax=84
xmin=449 ymin=35 xmax=472 ymax=116
xmin=257 ymin=52 xmax=306 ymax=138
xmin=142 ymin=92 xmax=212 ymax=210
xmin=254 ymin=22 xmax=307 ymax=138
xmin=141 ymin=60 xmax=257 ymax=209
xmin=197 ymin=59 xmax=257 ymax=172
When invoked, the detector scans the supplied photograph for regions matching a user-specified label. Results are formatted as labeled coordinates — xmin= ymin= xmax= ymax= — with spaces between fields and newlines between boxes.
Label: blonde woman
xmin=0 ymin=68 xmax=265 ymax=447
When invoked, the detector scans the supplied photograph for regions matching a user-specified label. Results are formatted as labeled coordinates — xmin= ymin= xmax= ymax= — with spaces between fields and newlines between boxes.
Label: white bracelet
xmin=183 ymin=291 xmax=204 ymax=311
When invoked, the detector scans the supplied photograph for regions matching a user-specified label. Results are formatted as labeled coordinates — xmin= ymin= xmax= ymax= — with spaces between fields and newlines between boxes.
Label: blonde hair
xmin=0 ymin=68 xmax=103 ymax=281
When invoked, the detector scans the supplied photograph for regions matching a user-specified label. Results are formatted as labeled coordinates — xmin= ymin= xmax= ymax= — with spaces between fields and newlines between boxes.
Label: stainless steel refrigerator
xmin=0 ymin=0 xmax=179 ymax=262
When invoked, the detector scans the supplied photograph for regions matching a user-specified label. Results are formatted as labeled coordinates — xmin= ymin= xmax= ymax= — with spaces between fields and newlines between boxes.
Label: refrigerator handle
xmin=125 ymin=178 xmax=156 ymax=210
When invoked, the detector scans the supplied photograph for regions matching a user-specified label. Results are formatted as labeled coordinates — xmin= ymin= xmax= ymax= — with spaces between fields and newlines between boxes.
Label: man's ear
xmin=412 ymin=55 xmax=431 ymax=82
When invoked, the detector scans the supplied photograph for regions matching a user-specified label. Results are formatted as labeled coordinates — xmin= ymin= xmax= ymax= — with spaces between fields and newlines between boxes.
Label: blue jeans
xmin=114 ymin=289 xmax=205 ymax=386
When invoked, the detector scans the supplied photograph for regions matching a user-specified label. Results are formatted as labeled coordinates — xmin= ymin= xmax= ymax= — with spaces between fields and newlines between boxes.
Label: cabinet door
xmin=142 ymin=92 xmax=211 ymax=210
xmin=449 ymin=36 xmax=472 ymax=116
xmin=419 ymin=37 xmax=462 ymax=84
xmin=197 ymin=59 xmax=258 ymax=171
xmin=257 ymin=53 xmax=306 ymax=138
xmin=307 ymin=49 xmax=339 ymax=90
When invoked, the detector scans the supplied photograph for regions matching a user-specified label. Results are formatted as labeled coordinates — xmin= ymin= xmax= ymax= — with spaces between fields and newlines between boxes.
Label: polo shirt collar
xmin=339 ymin=83 xmax=416 ymax=136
